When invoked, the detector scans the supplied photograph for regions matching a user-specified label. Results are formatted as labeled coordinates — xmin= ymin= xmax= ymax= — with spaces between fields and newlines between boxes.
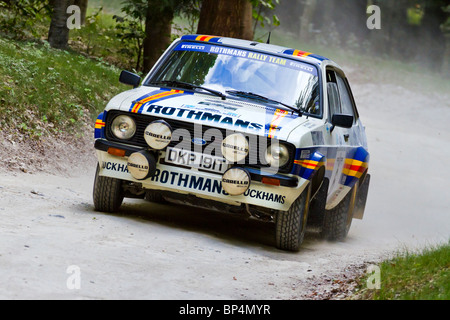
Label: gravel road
xmin=1 ymin=78 xmax=449 ymax=300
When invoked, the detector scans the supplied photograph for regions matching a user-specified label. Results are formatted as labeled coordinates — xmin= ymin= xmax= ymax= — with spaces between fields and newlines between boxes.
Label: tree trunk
xmin=442 ymin=6 xmax=450 ymax=77
xmin=48 ymin=0 xmax=74 ymax=49
xmin=197 ymin=0 xmax=253 ymax=40
xmin=416 ymin=2 xmax=447 ymax=71
xmin=74 ymin=0 xmax=88 ymax=25
xmin=299 ymin=0 xmax=318 ymax=42
xmin=443 ymin=36 xmax=450 ymax=77
xmin=143 ymin=0 xmax=174 ymax=73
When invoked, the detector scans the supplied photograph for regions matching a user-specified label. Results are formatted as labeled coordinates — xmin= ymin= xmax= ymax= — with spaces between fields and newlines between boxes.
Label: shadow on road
xmin=81 ymin=197 xmax=326 ymax=253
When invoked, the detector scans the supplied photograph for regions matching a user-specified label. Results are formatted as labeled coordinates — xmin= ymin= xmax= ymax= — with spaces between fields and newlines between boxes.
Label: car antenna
xmin=266 ymin=32 xmax=271 ymax=44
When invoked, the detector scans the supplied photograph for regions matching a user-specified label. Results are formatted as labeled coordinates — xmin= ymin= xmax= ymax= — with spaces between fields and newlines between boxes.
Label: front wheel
xmin=275 ymin=184 xmax=311 ymax=252
xmin=93 ymin=164 xmax=124 ymax=213
xmin=321 ymin=184 xmax=357 ymax=241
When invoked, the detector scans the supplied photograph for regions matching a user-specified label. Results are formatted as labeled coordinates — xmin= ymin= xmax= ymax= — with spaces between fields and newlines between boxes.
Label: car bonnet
xmin=107 ymin=86 xmax=308 ymax=141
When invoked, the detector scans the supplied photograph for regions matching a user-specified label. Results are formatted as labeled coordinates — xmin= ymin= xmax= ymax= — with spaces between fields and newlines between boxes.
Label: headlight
xmin=265 ymin=143 xmax=290 ymax=168
xmin=111 ymin=115 xmax=136 ymax=140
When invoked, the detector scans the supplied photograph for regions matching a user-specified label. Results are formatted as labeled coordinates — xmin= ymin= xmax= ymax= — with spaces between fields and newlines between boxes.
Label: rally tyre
xmin=321 ymin=185 xmax=357 ymax=241
xmin=275 ymin=184 xmax=311 ymax=252
xmin=93 ymin=164 xmax=124 ymax=213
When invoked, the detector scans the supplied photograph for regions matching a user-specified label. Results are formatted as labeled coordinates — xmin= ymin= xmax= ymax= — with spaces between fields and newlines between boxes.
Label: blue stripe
xmin=94 ymin=111 xmax=106 ymax=139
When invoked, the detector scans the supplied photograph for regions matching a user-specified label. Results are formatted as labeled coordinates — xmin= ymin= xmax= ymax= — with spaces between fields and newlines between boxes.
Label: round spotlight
xmin=111 ymin=115 xmax=136 ymax=140
xmin=221 ymin=167 xmax=251 ymax=196
xmin=265 ymin=143 xmax=290 ymax=168
xmin=127 ymin=151 xmax=156 ymax=180
xmin=221 ymin=133 xmax=249 ymax=163
xmin=144 ymin=120 xmax=173 ymax=150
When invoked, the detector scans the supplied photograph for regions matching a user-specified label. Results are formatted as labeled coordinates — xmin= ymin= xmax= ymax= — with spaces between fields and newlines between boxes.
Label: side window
xmin=326 ymin=69 xmax=341 ymax=117
xmin=336 ymin=74 xmax=356 ymax=118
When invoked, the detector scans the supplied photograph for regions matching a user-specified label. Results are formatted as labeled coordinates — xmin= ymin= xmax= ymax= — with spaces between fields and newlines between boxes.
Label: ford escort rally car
xmin=93 ymin=34 xmax=371 ymax=251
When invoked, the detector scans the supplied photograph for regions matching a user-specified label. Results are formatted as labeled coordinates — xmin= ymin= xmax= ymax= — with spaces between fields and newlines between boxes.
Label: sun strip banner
xmin=174 ymin=43 xmax=318 ymax=76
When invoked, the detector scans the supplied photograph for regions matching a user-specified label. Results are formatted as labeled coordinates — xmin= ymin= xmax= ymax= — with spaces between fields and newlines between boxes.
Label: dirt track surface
xmin=1 ymin=79 xmax=449 ymax=300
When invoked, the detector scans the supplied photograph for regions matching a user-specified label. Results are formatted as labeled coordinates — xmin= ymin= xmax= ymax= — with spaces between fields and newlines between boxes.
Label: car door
xmin=325 ymin=68 xmax=358 ymax=207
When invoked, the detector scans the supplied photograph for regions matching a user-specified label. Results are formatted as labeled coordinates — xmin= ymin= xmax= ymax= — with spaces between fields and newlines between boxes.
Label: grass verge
xmin=354 ymin=242 xmax=450 ymax=300
xmin=0 ymin=36 xmax=127 ymax=139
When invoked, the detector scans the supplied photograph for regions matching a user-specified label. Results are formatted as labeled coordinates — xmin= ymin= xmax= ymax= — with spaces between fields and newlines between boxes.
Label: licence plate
xmin=165 ymin=147 xmax=228 ymax=173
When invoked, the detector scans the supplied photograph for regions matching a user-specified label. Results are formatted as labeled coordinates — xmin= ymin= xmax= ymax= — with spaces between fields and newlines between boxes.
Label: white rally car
xmin=93 ymin=34 xmax=370 ymax=251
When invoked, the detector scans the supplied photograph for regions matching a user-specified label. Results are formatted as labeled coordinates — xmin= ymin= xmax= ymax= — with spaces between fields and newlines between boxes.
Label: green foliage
xmin=112 ymin=0 xmax=147 ymax=72
xmin=89 ymin=0 xmax=123 ymax=14
xmin=406 ymin=5 xmax=424 ymax=26
xmin=70 ymin=7 xmax=135 ymax=71
xmin=0 ymin=37 xmax=125 ymax=137
xmin=0 ymin=0 xmax=51 ymax=39
xmin=250 ymin=0 xmax=280 ymax=40
xmin=442 ymin=5 xmax=450 ymax=34
xmin=173 ymin=0 xmax=201 ymax=35
xmin=71 ymin=7 xmax=106 ymax=56
xmin=355 ymin=242 xmax=450 ymax=300
xmin=111 ymin=0 xmax=203 ymax=71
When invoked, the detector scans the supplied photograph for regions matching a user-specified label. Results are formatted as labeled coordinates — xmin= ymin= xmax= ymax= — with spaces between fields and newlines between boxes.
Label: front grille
xmin=105 ymin=110 xmax=294 ymax=173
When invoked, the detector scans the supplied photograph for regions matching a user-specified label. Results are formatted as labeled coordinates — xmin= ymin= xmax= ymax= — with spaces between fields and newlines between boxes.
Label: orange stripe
xmin=140 ymin=90 xmax=180 ymax=104
xmin=268 ymin=109 xmax=288 ymax=138
xmin=131 ymin=102 xmax=142 ymax=113
xmin=294 ymin=159 xmax=323 ymax=170
xmin=196 ymin=35 xmax=218 ymax=42
xmin=342 ymin=159 xmax=368 ymax=178
xmin=293 ymin=49 xmax=312 ymax=58
xmin=196 ymin=35 xmax=209 ymax=41
xmin=295 ymin=160 xmax=318 ymax=169
xmin=132 ymin=90 xmax=183 ymax=113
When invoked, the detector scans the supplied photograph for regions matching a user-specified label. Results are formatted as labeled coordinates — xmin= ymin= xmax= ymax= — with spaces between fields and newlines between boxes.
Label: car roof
xmin=180 ymin=34 xmax=340 ymax=69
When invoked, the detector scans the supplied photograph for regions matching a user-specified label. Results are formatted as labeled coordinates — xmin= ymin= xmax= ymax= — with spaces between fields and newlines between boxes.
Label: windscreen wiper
xmin=151 ymin=80 xmax=226 ymax=100
xmin=226 ymin=90 xmax=301 ymax=116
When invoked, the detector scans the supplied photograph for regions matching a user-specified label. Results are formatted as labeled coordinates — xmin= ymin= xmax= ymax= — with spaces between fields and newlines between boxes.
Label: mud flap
xmin=353 ymin=174 xmax=370 ymax=220
xmin=307 ymin=178 xmax=329 ymax=228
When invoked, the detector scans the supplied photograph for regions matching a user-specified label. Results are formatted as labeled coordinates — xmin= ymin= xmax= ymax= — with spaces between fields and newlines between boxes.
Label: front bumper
xmin=95 ymin=139 xmax=307 ymax=211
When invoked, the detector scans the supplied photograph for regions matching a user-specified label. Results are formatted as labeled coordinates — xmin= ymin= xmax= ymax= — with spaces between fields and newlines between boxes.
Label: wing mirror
xmin=331 ymin=114 xmax=353 ymax=132
xmin=119 ymin=70 xmax=141 ymax=88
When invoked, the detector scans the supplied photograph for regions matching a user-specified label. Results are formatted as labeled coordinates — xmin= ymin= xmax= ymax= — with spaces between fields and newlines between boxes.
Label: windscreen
xmin=147 ymin=42 xmax=321 ymax=116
